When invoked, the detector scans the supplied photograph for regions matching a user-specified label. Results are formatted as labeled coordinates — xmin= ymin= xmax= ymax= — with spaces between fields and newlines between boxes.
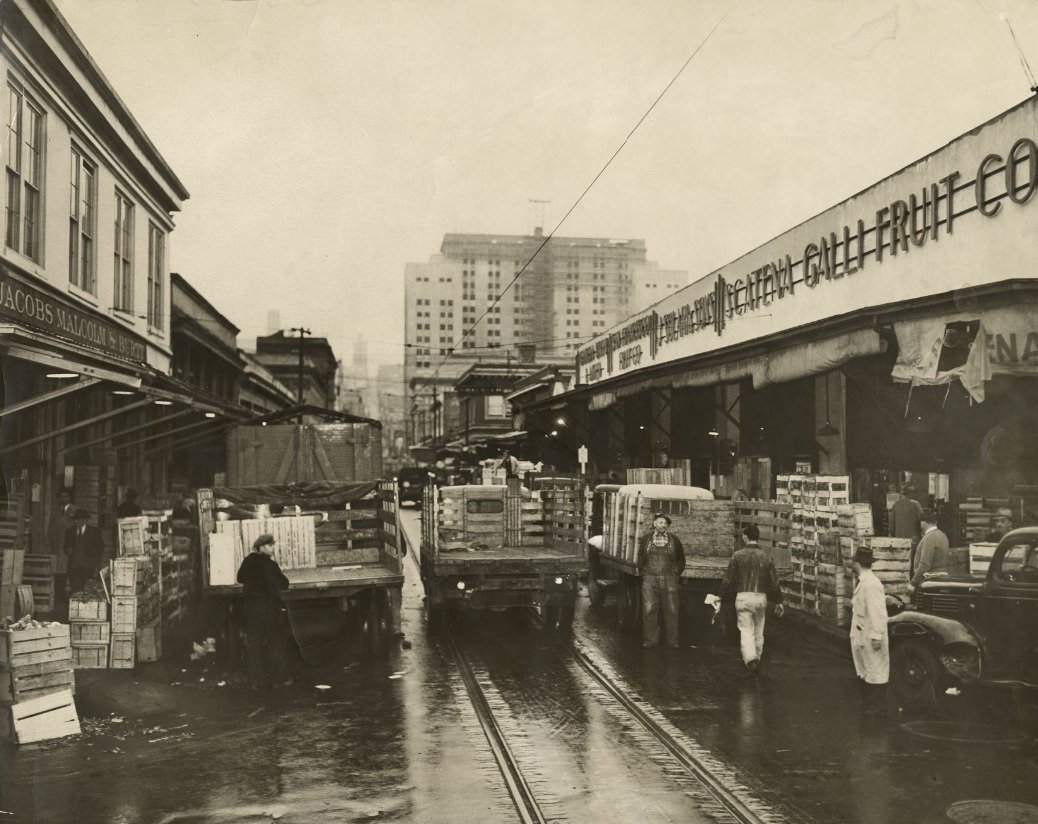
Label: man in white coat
xmin=850 ymin=546 xmax=889 ymax=714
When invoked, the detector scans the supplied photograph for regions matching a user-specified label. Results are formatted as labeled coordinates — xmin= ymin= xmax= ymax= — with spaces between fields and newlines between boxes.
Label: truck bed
xmin=599 ymin=555 xmax=730 ymax=581
xmin=425 ymin=544 xmax=584 ymax=575
xmin=207 ymin=563 xmax=404 ymax=599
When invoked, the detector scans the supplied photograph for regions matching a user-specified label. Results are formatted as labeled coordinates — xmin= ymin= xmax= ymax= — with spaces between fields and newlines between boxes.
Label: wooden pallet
xmin=0 ymin=687 xmax=80 ymax=744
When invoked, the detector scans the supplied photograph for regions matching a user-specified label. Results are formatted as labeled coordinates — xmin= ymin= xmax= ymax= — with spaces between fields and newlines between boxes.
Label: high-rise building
xmin=403 ymin=228 xmax=683 ymax=446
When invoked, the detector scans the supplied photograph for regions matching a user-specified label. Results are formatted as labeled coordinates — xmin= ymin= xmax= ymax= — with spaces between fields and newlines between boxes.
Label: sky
xmin=52 ymin=0 xmax=1038 ymax=377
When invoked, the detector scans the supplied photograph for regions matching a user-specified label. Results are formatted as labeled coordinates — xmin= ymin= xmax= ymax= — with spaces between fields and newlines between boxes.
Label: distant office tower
xmin=404 ymin=228 xmax=682 ymax=383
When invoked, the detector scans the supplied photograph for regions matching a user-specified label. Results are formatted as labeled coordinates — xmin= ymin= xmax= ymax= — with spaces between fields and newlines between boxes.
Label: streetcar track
xmin=443 ymin=627 xmax=555 ymax=824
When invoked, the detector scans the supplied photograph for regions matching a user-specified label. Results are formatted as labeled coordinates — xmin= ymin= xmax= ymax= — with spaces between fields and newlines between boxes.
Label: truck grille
xmin=918 ymin=593 xmax=962 ymax=617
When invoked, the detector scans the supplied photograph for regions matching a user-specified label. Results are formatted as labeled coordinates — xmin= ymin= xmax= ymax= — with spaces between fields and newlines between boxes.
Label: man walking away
xmin=909 ymin=511 xmax=950 ymax=599
xmin=722 ymin=524 xmax=784 ymax=676
xmin=850 ymin=547 xmax=889 ymax=713
xmin=638 ymin=513 xmax=685 ymax=649
xmin=48 ymin=489 xmax=75 ymax=619
xmin=237 ymin=534 xmax=291 ymax=691
xmin=889 ymin=486 xmax=922 ymax=546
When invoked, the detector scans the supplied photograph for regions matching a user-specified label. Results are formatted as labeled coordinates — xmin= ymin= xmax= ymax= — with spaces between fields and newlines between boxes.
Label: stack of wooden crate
xmin=21 ymin=555 xmax=54 ymax=617
xmin=776 ymin=474 xmax=854 ymax=623
xmin=861 ymin=537 xmax=913 ymax=600
xmin=109 ymin=559 xmax=137 ymax=669
xmin=956 ymin=497 xmax=1011 ymax=544
xmin=69 ymin=595 xmax=109 ymax=669
xmin=0 ymin=622 xmax=79 ymax=744
xmin=733 ymin=500 xmax=792 ymax=574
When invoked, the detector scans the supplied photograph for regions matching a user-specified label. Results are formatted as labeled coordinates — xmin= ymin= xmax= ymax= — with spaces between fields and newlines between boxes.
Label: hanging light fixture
xmin=817 ymin=372 xmax=840 ymax=436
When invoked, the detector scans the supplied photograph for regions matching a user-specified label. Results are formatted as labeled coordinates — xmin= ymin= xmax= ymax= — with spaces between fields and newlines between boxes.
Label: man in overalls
xmin=638 ymin=512 xmax=685 ymax=648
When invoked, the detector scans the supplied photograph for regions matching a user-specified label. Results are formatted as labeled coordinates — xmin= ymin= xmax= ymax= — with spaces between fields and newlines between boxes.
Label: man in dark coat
xmin=64 ymin=509 xmax=104 ymax=595
xmin=236 ymin=534 xmax=291 ymax=690
xmin=638 ymin=512 xmax=685 ymax=649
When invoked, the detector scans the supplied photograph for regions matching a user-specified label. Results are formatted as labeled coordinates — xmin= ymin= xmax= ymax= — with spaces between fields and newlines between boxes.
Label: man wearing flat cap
xmin=985 ymin=507 xmax=1014 ymax=543
xmin=850 ymin=546 xmax=889 ymax=713
xmin=236 ymin=534 xmax=291 ymax=690
xmin=638 ymin=512 xmax=685 ymax=649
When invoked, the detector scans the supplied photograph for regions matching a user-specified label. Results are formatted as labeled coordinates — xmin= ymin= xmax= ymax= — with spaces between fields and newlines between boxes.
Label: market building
xmin=252 ymin=329 xmax=339 ymax=412
xmin=0 ymin=0 xmax=206 ymax=559
xmin=515 ymin=94 xmax=1038 ymax=543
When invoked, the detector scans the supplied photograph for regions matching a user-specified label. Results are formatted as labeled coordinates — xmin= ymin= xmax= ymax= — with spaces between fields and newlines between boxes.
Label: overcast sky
xmin=53 ymin=0 xmax=1038 ymax=376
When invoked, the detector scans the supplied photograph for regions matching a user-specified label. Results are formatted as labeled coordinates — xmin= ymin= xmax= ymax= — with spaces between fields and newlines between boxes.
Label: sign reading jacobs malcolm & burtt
xmin=577 ymin=99 xmax=1038 ymax=387
xmin=0 ymin=264 xmax=147 ymax=363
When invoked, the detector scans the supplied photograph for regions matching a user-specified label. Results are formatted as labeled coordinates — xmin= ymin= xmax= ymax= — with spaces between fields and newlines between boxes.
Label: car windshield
xmin=994 ymin=540 xmax=1038 ymax=582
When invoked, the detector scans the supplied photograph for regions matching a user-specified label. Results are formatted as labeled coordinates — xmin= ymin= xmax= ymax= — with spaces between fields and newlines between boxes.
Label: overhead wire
xmin=427 ymin=6 xmax=734 ymax=380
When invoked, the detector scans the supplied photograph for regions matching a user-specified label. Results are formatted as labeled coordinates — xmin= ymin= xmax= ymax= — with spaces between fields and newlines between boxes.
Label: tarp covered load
xmin=212 ymin=481 xmax=378 ymax=511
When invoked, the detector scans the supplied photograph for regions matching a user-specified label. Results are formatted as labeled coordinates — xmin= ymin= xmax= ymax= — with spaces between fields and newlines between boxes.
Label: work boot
xmin=744 ymin=659 xmax=759 ymax=678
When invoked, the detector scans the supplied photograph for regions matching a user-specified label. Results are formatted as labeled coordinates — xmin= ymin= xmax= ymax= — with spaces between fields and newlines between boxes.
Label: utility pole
xmin=290 ymin=327 xmax=311 ymax=407
xmin=290 ymin=327 xmax=311 ymax=429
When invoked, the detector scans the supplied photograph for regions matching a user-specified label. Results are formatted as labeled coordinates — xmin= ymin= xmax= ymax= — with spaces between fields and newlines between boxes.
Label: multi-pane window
xmin=147 ymin=223 xmax=165 ymax=329
xmin=6 ymin=82 xmax=44 ymax=261
xmin=114 ymin=192 xmax=134 ymax=312
xmin=69 ymin=147 xmax=96 ymax=292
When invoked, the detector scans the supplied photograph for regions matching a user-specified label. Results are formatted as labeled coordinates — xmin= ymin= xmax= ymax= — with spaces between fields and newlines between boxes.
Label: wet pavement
xmin=0 ymin=507 xmax=1035 ymax=823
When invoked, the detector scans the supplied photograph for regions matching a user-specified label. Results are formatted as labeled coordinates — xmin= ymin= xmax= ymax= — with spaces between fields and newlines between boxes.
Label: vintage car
xmin=888 ymin=526 xmax=1038 ymax=708
xmin=397 ymin=466 xmax=435 ymax=505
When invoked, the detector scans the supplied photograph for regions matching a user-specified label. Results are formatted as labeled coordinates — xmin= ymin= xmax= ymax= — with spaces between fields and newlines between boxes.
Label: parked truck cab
xmin=888 ymin=526 xmax=1038 ymax=708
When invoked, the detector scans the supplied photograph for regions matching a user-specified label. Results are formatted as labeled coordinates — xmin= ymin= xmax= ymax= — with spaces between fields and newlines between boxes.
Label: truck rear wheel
xmin=891 ymin=639 xmax=942 ymax=710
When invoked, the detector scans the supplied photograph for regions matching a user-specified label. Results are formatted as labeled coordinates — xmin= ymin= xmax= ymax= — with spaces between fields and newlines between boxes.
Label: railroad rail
xmin=442 ymin=613 xmax=787 ymax=824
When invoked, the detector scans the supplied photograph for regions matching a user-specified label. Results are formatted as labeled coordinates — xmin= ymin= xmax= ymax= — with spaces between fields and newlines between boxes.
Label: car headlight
xmin=402 ymin=481 xmax=411 ymax=488
xmin=554 ymin=576 xmax=564 ymax=585
xmin=456 ymin=580 xmax=466 ymax=591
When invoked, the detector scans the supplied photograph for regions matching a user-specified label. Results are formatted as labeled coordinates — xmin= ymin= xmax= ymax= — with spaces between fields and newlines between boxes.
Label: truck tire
xmin=542 ymin=602 xmax=561 ymax=630
xmin=558 ymin=597 xmax=575 ymax=632
xmin=617 ymin=574 xmax=641 ymax=630
xmin=891 ymin=639 xmax=942 ymax=710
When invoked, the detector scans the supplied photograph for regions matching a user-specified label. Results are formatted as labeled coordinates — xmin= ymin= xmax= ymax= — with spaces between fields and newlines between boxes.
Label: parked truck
xmin=888 ymin=526 xmax=1038 ymax=709
xmin=587 ymin=484 xmax=735 ymax=630
xmin=420 ymin=476 xmax=585 ymax=629
xmin=200 ymin=479 xmax=405 ymax=658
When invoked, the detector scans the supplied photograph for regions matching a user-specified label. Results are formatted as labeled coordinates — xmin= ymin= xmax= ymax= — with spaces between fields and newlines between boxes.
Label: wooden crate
xmin=0 ymin=687 xmax=80 ymax=744
xmin=117 ymin=517 xmax=150 ymax=557
xmin=0 ymin=658 xmax=74 ymax=704
xmin=1 ymin=549 xmax=26 ymax=620
xmin=110 ymin=596 xmax=137 ymax=634
xmin=110 ymin=558 xmax=138 ymax=596
xmin=69 ymin=597 xmax=107 ymax=622
xmin=21 ymin=555 xmax=54 ymax=616
xmin=0 ymin=625 xmax=71 ymax=667
xmin=109 ymin=633 xmax=135 ymax=669
xmin=136 ymin=623 xmax=161 ymax=663
xmin=71 ymin=643 xmax=108 ymax=669
xmin=70 ymin=621 xmax=110 ymax=644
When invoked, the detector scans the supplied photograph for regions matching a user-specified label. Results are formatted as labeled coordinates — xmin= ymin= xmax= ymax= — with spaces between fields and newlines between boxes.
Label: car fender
xmin=888 ymin=610 xmax=980 ymax=649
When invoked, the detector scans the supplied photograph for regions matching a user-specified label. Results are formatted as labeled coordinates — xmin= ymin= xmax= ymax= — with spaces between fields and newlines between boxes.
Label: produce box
xmin=110 ymin=559 xmax=138 ymax=597
xmin=0 ymin=657 xmax=74 ymax=704
xmin=969 ymin=542 xmax=998 ymax=576
xmin=0 ymin=687 xmax=80 ymax=744
xmin=69 ymin=598 xmax=107 ymax=622
xmin=0 ymin=624 xmax=71 ymax=668
xmin=110 ymin=596 xmax=137 ymax=634
xmin=71 ymin=643 xmax=108 ymax=670
xmin=109 ymin=633 xmax=135 ymax=669
xmin=136 ymin=623 xmax=161 ymax=663
xmin=69 ymin=620 xmax=110 ymax=644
